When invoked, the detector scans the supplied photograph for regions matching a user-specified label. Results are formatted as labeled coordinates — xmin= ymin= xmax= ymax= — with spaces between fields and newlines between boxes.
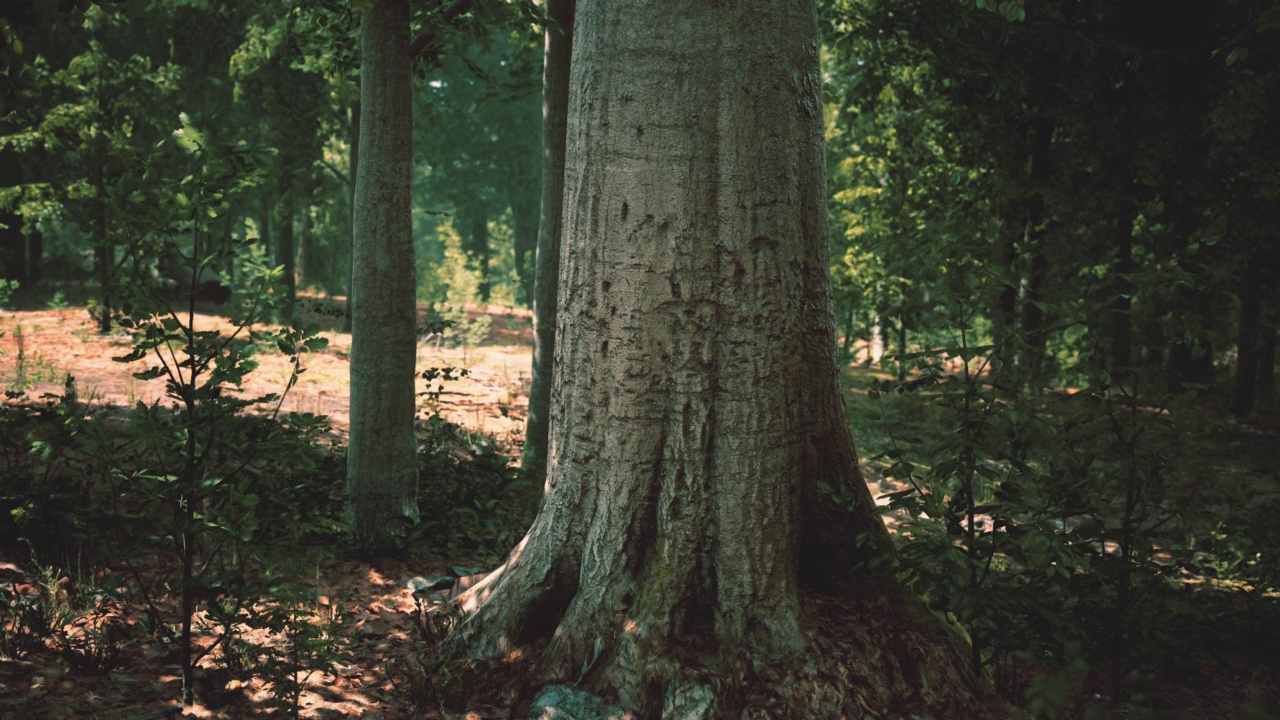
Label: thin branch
xmin=317 ymin=158 xmax=350 ymax=187
xmin=409 ymin=0 xmax=476 ymax=61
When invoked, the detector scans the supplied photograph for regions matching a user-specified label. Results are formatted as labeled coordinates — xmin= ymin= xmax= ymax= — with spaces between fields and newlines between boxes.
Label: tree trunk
xmin=447 ymin=2 xmax=992 ymax=716
xmin=347 ymin=0 xmax=419 ymax=542
xmin=523 ymin=0 xmax=575 ymax=475
xmin=1258 ymin=322 xmax=1276 ymax=413
xmin=465 ymin=213 xmax=491 ymax=304
xmin=510 ymin=189 xmax=538 ymax=307
xmin=1018 ymin=118 xmax=1053 ymax=384
xmin=93 ymin=157 xmax=111 ymax=333
xmin=896 ymin=314 xmax=908 ymax=381
xmin=297 ymin=205 xmax=314 ymax=290
xmin=0 ymin=211 xmax=37 ymax=284
xmin=259 ymin=206 xmax=272 ymax=262
xmin=275 ymin=194 xmax=297 ymax=323
xmin=1231 ymin=259 xmax=1262 ymax=416
xmin=343 ymin=97 xmax=360 ymax=334
xmin=1110 ymin=216 xmax=1133 ymax=379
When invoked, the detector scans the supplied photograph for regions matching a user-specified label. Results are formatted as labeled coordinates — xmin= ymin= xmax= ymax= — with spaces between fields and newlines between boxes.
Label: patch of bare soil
xmin=0 ymin=305 xmax=535 ymax=444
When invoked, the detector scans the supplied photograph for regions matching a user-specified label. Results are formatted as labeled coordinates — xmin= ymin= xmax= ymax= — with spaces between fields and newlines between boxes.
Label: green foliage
xmin=0 ymin=578 xmax=56 ymax=659
xmin=847 ymin=350 xmax=1280 ymax=709
xmin=230 ymin=589 xmax=347 ymax=718
xmin=411 ymin=414 xmax=537 ymax=559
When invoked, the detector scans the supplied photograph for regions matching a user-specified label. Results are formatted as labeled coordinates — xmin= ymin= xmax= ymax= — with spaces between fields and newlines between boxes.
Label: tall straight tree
xmin=448 ymin=1 xmax=996 ymax=715
xmin=522 ymin=0 xmax=574 ymax=475
xmin=347 ymin=0 xmax=419 ymax=541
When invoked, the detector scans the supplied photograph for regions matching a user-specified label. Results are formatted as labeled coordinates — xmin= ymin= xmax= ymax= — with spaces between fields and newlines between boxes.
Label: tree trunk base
xmin=436 ymin=586 xmax=1010 ymax=719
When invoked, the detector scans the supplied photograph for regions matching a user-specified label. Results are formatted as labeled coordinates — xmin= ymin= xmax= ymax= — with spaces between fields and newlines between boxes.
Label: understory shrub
xmin=411 ymin=413 xmax=538 ymax=559
xmin=850 ymin=329 xmax=1280 ymax=716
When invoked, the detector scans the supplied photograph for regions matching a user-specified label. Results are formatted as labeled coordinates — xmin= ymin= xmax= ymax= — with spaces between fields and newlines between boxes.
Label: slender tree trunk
xmin=275 ymin=194 xmax=297 ymax=323
xmin=523 ymin=0 xmax=575 ymax=476
xmin=447 ymin=3 xmax=991 ymax=715
xmin=1018 ymin=119 xmax=1053 ymax=384
xmin=1258 ymin=322 xmax=1276 ymax=413
xmin=465 ymin=214 xmax=491 ymax=304
xmin=259 ymin=206 xmax=272 ymax=263
xmin=1111 ymin=216 xmax=1134 ymax=379
xmin=297 ymin=205 xmax=314 ymax=289
xmin=896 ymin=314 xmax=908 ymax=381
xmin=510 ymin=191 xmax=538 ymax=307
xmin=841 ymin=301 xmax=855 ymax=357
xmin=1231 ymin=259 xmax=1263 ymax=416
xmin=93 ymin=156 xmax=112 ymax=333
xmin=343 ymin=96 xmax=360 ymax=334
xmin=347 ymin=0 xmax=419 ymax=542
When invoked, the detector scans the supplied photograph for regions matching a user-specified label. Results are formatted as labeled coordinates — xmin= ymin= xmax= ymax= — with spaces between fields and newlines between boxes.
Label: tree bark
xmin=447 ymin=2 xmax=991 ymax=716
xmin=347 ymin=0 xmax=419 ymax=542
xmin=522 ymin=0 xmax=575 ymax=476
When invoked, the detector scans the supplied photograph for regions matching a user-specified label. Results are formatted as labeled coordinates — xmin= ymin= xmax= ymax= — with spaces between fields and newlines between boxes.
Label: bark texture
xmin=523 ymin=0 xmax=575 ymax=475
xmin=347 ymin=0 xmax=419 ymax=541
xmin=449 ymin=2 xmax=991 ymax=716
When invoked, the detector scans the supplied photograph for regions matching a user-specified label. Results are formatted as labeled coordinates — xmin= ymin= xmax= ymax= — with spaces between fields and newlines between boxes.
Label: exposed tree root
xmin=439 ymin=577 xmax=1011 ymax=719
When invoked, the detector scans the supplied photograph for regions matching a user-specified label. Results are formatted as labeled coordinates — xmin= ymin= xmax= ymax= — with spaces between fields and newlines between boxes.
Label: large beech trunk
xmin=448 ymin=2 xmax=992 ymax=716
xmin=347 ymin=0 xmax=419 ymax=540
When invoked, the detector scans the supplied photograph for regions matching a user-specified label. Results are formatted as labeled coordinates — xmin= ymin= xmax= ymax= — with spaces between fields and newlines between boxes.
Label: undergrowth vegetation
xmin=845 ymin=341 xmax=1280 ymax=718
xmin=0 ymin=116 xmax=534 ymax=716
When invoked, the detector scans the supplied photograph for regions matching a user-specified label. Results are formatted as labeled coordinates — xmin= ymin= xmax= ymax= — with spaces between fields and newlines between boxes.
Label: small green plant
xmin=235 ymin=590 xmax=346 ymax=718
xmin=394 ymin=592 xmax=471 ymax=713
xmin=0 ymin=279 xmax=16 ymax=310
xmin=46 ymin=291 xmax=70 ymax=311
xmin=59 ymin=619 xmax=124 ymax=675
xmin=0 ymin=583 xmax=53 ymax=659
xmin=37 ymin=114 xmax=340 ymax=706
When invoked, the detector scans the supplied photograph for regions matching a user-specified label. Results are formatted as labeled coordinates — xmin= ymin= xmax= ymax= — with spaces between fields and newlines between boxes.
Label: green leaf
xmin=133 ymin=366 xmax=166 ymax=381
xmin=1225 ymin=46 xmax=1249 ymax=66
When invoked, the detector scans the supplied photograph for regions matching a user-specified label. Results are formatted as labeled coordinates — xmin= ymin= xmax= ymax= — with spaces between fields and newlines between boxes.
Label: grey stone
xmin=528 ymin=684 xmax=628 ymax=720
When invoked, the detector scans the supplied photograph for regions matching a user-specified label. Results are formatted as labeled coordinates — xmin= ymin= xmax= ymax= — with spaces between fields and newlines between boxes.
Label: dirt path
xmin=0 ymin=306 xmax=535 ymax=445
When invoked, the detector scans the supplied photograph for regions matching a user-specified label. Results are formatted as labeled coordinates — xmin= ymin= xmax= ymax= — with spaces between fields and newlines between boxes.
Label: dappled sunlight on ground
xmin=0 ymin=305 xmax=534 ymax=445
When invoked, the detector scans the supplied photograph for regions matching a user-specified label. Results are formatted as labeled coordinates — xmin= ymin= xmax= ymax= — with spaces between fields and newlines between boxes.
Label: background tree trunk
xmin=509 ymin=189 xmax=538 ymax=307
xmin=1018 ymin=118 xmax=1053 ymax=384
xmin=297 ymin=205 xmax=314 ymax=289
xmin=522 ymin=0 xmax=574 ymax=476
xmin=93 ymin=156 xmax=111 ymax=333
xmin=1231 ymin=259 xmax=1262 ymax=416
xmin=1111 ymin=215 xmax=1134 ymax=378
xmin=449 ymin=2 xmax=989 ymax=715
xmin=275 ymin=193 xmax=296 ymax=323
xmin=343 ymin=96 xmax=360 ymax=334
xmin=464 ymin=212 xmax=490 ymax=303
xmin=1258 ymin=321 xmax=1276 ymax=413
xmin=347 ymin=0 xmax=419 ymax=542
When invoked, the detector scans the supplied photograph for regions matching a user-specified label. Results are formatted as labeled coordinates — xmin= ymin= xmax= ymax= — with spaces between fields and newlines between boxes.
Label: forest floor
xmin=0 ymin=305 xmax=1277 ymax=718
